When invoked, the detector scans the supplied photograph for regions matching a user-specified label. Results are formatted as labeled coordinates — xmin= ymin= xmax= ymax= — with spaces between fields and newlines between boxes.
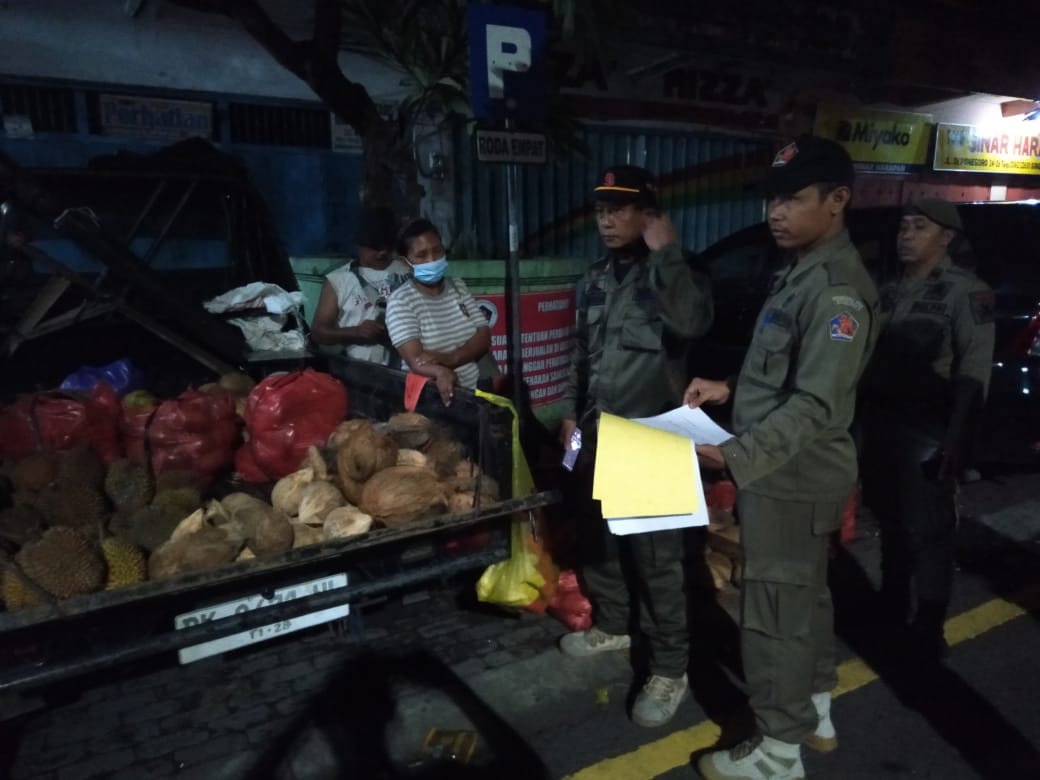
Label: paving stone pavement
xmin=2 ymin=582 xmax=567 ymax=780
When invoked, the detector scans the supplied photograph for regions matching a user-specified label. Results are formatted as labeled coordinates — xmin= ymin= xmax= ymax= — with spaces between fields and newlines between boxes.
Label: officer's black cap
xmin=904 ymin=198 xmax=964 ymax=232
xmin=764 ymin=135 xmax=855 ymax=195
xmin=356 ymin=206 xmax=397 ymax=251
xmin=592 ymin=165 xmax=658 ymax=208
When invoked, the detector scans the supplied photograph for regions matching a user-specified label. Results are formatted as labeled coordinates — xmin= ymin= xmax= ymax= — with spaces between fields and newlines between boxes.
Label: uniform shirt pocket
xmin=749 ymin=322 xmax=794 ymax=388
xmin=619 ymin=308 xmax=663 ymax=352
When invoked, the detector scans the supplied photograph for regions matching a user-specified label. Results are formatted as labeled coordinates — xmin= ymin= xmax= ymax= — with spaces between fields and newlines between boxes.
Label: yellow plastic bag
xmin=474 ymin=391 xmax=557 ymax=610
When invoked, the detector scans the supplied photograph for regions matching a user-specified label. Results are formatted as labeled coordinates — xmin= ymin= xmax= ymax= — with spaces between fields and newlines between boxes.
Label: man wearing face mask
xmin=558 ymin=165 xmax=713 ymax=728
xmin=311 ymin=206 xmax=410 ymax=363
xmin=386 ymin=218 xmax=492 ymax=405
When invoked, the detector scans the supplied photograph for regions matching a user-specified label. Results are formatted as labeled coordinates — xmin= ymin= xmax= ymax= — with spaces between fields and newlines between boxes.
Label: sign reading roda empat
xmin=476 ymin=129 xmax=547 ymax=164
xmin=98 ymin=94 xmax=212 ymax=141
xmin=814 ymin=104 xmax=932 ymax=174
xmin=934 ymin=123 xmax=1040 ymax=175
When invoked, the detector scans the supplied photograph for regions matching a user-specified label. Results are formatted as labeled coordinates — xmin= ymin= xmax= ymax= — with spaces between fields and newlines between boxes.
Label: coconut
xmin=397 ymin=449 xmax=430 ymax=469
xmin=424 ymin=437 xmax=465 ymax=479
xmin=338 ymin=474 xmax=365 ymax=506
xmin=300 ymin=445 xmax=330 ymax=481
xmin=297 ymin=482 xmax=344 ymax=525
xmin=247 ymin=507 xmax=294 ymax=556
xmin=335 ymin=423 xmax=398 ymax=482
xmin=271 ymin=468 xmax=314 ymax=516
xmin=323 ymin=506 xmax=373 ymax=540
xmin=387 ymin=413 xmax=433 ymax=450
xmin=236 ymin=547 xmax=256 ymax=562
xmin=327 ymin=419 xmax=373 ymax=450
xmin=170 ymin=508 xmax=206 ymax=541
xmin=220 ymin=492 xmax=269 ymax=516
xmin=218 ymin=372 xmax=256 ymax=397
xmin=291 ymin=521 xmax=324 ymax=548
xmin=360 ymin=466 xmax=448 ymax=528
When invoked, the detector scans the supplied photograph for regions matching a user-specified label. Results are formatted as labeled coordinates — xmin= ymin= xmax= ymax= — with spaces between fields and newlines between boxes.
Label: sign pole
xmin=504 ymin=118 xmax=526 ymax=424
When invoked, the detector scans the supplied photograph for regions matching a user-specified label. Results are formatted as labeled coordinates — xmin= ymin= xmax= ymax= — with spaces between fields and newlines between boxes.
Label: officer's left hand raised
xmin=642 ymin=213 xmax=678 ymax=251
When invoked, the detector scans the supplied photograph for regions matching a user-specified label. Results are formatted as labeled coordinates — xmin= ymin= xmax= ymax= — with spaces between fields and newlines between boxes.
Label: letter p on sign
xmin=468 ymin=4 xmax=546 ymax=119
xmin=486 ymin=25 xmax=531 ymax=100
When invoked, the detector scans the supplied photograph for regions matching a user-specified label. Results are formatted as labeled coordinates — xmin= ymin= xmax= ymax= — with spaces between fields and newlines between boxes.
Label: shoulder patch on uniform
xmin=831 ymin=294 xmax=864 ymax=311
xmin=970 ymin=290 xmax=995 ymax=324
xmin=829 ymin=312 xmax=859 ymax=342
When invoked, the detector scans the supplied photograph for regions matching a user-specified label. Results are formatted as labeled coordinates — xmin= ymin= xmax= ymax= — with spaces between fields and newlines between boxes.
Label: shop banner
xmin=934 ymin=123 xmax=1040 ymax=175
xmin=814 ymin=104 xmax=932 ymax=174
xmin=98 ymin=94 xmax=212 ymax=141
xmin=473 ymin=290 xmax=575 ymax=406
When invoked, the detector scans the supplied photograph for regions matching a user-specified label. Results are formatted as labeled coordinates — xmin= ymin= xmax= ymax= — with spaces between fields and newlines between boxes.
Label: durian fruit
xmin=271 ymin=468 xmax=314 ymax=516
xmin=360 ymin=465 xmax=448 ymax=528
xmin=323 ymin=506 xmax=373 ymax=540
xmin=0 ymin=505 xmax=45 ymax=546
xmin=154 ymin=469 xmax=199 ymax=493
xmin=218 ymin=372 xmax=255 ymax=397
xmin=35 ymin=483 xmax=109 ymax=530
xmin=123 ymin=390 xmax=158 ymax=410
xmin=152 ymin=486 xmax=202 ymax=516
xmin=387 ymin=413 xmax=433 ymax=450
xmin=297 ymin=482 xmax=344 ymax=525
xmin=1 ymin=567 xmax=45 ymax=610
xmin=11 ymin=452 xmax=58 ymax=493
xmin=104 ymin=459 xmax=154 ymax=511
xmin=335 ymin=422 xmax=398 ymax=483
xmin=15 ymin=526 xmax=105 ymax=598
xmin=101 ymin=537 xmax=147 ymax=590
xmin=55 ymin=446 xmax=105 ymax=490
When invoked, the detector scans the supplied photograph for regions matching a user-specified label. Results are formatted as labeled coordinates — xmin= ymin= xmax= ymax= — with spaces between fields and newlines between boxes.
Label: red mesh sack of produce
xmin=148 ymin=390 xmax=238 ymax=484
xmin=548 ymin=570 xmax=593 ymax=632
xmin=236 ymin=370 xmax=348 ymax=483
xmin=0 ymin=384 xmax=122 ymax=463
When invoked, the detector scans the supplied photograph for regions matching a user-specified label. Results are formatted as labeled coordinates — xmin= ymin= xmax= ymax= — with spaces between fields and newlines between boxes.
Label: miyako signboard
xmin=814 ymin=104 xmax=932 ymax=174
xmin=99 ymin=94 xmax=212 ymax=141
xmin=934 ymin=123 xmax=1040 ymax=175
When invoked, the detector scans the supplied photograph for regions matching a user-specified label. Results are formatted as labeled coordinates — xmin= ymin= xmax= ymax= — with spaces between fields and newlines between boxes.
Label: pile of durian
xmin=0 ymin=412 xmax=499 ymax=612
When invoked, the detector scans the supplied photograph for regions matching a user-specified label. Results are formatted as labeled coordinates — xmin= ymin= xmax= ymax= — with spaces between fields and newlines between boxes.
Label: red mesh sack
xmin=236 ymin=370 xmax=348 ymax=483
xmin=148 ymin=390 xmax=239 ymax=484
xmin=0 ymin=384 xmax=123 ymax=463
xmin=547 ymin=570 xmax=593 ymax=632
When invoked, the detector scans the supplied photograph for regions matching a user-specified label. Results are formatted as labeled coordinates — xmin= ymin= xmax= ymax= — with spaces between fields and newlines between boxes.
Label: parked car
xmin=689 ymin=201 xmax=1040 ymax=466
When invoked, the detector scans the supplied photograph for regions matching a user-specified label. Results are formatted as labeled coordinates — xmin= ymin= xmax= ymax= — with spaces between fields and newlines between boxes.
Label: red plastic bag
xmin=148 ymin=390 xmax=239 ymax=484
xmin=547 ymin=570 xmax=593 ymax=632
xmin=706 ymin=480 xmax=737 ymax=512
xmin=236 ymin=370 xmax=348 ymax=483
xmin=0 ymin=384 xmax=123 ymax=463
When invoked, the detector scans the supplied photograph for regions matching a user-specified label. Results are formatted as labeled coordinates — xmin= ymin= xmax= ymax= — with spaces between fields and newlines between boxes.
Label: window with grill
xmin=0 ymin=84 xmax=77 ymax=133
xmin=228 ymin=102 xmax=331 ymax=148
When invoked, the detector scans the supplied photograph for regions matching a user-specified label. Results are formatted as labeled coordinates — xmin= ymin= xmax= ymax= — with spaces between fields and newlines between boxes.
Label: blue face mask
xmin=411 ymin=256 xmax=448 ymax=284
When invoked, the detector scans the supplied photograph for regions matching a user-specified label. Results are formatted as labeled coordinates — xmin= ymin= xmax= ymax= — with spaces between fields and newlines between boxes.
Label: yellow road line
xmin=564 ymin=592 xmax=1037 ymax=780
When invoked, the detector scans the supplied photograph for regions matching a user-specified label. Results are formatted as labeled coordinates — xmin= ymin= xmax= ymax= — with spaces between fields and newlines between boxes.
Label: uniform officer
xmin=860 ymin=198 xmax=995 ymax=660
xmin=558 ymin=165 xmax=713 ymax=728
xmin=686 ymin=136 xmax=879 ymax=780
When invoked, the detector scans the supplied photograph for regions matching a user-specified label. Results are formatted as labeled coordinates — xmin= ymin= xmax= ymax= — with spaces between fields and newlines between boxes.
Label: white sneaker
xmin=559 ymin=626 xmax=631 ymax=657
xmin=631 ymin=673 xmax=689 ymax=727
xmin=698 ymin=735 xmax=806 ymax=780
xmin=803 ymin=691 xmax=838 ymax=753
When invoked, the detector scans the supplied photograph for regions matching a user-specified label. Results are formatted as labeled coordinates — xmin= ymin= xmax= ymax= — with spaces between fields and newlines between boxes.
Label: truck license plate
xmin=174 ymin=573 xmax=349 ymax=664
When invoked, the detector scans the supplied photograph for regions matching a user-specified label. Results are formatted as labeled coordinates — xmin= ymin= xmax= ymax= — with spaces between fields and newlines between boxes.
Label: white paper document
xmin=632 ymin=405 xmax=732 ymax=446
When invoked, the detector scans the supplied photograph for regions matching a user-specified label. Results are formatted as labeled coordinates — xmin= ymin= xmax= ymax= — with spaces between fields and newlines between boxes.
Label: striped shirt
xmin=386 ymin=278 xmax=488 ymax=388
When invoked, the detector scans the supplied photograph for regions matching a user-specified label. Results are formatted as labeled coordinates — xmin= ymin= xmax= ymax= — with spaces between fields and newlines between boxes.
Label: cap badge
xmin=773 ymin=142 xmax=798 ymax=167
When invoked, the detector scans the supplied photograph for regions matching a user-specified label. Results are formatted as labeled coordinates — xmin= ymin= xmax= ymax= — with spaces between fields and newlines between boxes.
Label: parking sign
xmin=468 ymin=4 xmax=547 ymax=120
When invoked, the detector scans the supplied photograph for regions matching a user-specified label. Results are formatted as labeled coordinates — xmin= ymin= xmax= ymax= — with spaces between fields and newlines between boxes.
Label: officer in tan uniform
xmin=686 ymin=136 xmax=879 ymax=780
xmin=558 ymin=165 xmax=713 ymax=728
xmin=860 ymin=198 xmax=995 ymax=661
